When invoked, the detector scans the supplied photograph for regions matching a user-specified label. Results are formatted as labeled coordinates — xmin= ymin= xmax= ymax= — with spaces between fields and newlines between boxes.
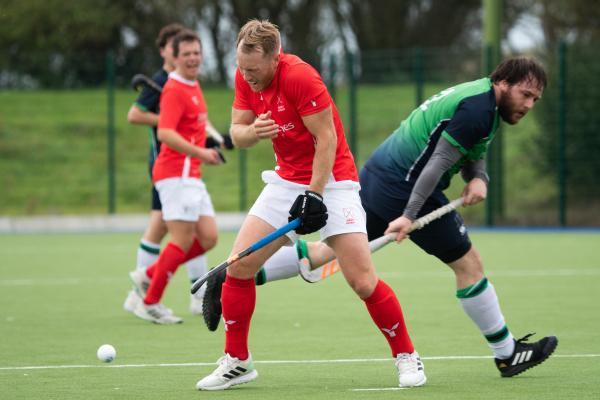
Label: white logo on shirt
xmin=278 ymin=122 xmax=295 ymax=133
xmin=277 ymin=96 xmax=286 ymax=112
xmin=192 ymin=96 xmax=199 ymax=105
xmin=311 ymin=100 xmax=317 ymax=107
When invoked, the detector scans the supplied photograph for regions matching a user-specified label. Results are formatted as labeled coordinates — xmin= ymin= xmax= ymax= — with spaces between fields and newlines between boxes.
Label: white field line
xmin=1 ymin=354 xmax=598 ymax=372
xmin=1 ymin=268 xmax=599 ymax=287
xmin=351 ymin=388 xmax=409 ymax=391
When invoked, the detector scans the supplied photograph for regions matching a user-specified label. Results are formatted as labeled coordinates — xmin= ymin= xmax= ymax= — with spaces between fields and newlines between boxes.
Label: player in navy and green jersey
xmin=203 ymin=57 xmax=558 ymax=381
xmin=365 ymin=77 xmax=499 ymax=199
xmin=351 ymin=57 xmax=556 ymax=378
xmin=358 ymin=59 xmax=556 ymax=377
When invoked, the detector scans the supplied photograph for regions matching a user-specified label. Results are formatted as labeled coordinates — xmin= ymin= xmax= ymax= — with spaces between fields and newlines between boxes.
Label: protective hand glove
xmin=205 ymin=134 xmax=234 ymax=150
xmin=288 ymin=190 xmax=328 ymax=234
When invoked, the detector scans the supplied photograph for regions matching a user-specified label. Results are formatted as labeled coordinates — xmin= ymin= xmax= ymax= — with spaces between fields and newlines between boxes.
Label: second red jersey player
xmin=129 ymin=29 xmax=222 ymax=325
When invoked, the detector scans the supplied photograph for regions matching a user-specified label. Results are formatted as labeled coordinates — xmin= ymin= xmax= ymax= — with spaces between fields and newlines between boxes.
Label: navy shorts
xmin=148 ymin=157 xmax=162 ymax=211
xmin=151 ymin=185 xmax=162 ymax=211
xmin=359 ymin=168 xmax=471 ymax=264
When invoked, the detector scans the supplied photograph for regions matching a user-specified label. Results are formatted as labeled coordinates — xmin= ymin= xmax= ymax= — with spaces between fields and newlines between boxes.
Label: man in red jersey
xmin=196 ymin=20 xmax=425 ymax=391
xmin=129 ymin=29 xmax=223 ymax=324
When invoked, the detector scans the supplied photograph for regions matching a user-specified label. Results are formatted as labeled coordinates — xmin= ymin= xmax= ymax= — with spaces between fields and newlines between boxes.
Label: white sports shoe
xmin=123 ymin=289 xmax=141 ymax=312
xmin=196 ymin=353 xmax=258 ymax=391
xmin=190 ymin=284 xmax=205 ymax=315
xmin=129 ymin=269 xmax=151 ymax=296
xmin=133 ymin=302 xmax=183 ymax=324
xmin=395 ymin=351 xmax=426 ymax=387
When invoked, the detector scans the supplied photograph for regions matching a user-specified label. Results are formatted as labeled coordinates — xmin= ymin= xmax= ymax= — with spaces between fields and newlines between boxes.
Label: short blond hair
xmin=237 ymin=19 xmax=280 ymax=56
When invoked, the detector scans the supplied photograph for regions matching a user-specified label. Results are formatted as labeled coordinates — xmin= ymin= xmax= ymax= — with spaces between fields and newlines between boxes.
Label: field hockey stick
xmin=130 ymin=73 xmax=227 ymax=163
xmin=375 ymin=197 xmax=465 ymax=247
xmin=131 ymin=73 xmax=163 ymax=93
xmin=190 ymin=218 xmax=302 ymax=294
xmin=305 ymin=198 xmax=465 ymax=279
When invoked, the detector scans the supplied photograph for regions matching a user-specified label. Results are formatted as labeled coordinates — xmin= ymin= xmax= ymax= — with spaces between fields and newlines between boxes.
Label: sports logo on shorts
xmin=343 ymin=208 xmax=356 ymax=224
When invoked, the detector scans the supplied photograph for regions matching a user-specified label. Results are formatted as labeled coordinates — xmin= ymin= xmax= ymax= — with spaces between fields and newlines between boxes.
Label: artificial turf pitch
xmin=1 ymin=230 xmax=598 ymax=399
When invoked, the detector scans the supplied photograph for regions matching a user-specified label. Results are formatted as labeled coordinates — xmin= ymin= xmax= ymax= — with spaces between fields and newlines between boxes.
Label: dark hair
xmin=237 ymin=19 xmax=281 ymax=56
xmin=490 ymin=57 xmax=547 ymax=90
xmin=172 ymin=29 xmax=201 ymax=57
xmin=155 ymin=23 xmax=185 ymax=49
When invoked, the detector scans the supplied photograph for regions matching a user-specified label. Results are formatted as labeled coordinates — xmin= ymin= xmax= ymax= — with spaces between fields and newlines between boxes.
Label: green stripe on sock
xmin=140 ymin=242 xmax=160 ymax=255
xmin=255 ymin=268 xmax=267 ymax=286
xmin=296 ymin=239 xmax=309 ymax=259
xmin=485 ymin=325 xmax=510 ymax=343
xmin=456 ymin=277 xmax=489 ymax=299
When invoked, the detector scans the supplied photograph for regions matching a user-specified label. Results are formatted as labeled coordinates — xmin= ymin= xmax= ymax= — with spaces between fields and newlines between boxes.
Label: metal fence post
xmin=329 ymin=54 xmax=337 ymax=102
xmin=413 ymin=47 xmax=424 ymax=107
xmin=239 ymin=148 xmax=247 ymax=211
xmin=558 ymin=41 xmax=567 ymax=226
xmin=106 ymin=50 xmax=116 ymax=214
xmin=346 ymin=52 xmax=358 ymax=161
xmin=483 ymin=45 xmax=495 ymax=226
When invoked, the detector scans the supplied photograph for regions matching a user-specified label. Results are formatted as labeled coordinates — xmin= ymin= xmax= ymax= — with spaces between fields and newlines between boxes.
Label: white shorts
xmin=248 ymin=171 xmax=367 ymax=243
xmin=155 ymin=177 xmax=215 ymax=221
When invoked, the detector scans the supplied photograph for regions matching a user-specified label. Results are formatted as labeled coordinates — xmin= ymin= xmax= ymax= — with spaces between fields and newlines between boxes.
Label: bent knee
xmin=449 ymin=247 xmax=484 ymax=275
xmin=345 ymin=275 xmax=378 ymax=299
xmin=199 ymin=235 xmax=218 ymax=251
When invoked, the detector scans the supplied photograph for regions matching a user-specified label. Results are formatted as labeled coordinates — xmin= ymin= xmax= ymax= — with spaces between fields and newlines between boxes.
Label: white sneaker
xmin=123 ymin=289 xmax=141 ymax=312
xmin=190 ymin=284 xmax=206 ymax=315
xmin=196 ymin=353 xmax=258 ymax=391
xmin=133 ymin=302 xmax=183 ymax=324
xmin=395 ymin=351 xmax=426 ymax=387
xmin=298 ymin=258 xmax=340 ymax=283
xmin=129 ymin=269 xmax=151 ymax=296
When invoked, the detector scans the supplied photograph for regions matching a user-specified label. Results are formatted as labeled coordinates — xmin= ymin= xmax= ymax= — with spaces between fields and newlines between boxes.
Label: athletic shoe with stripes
xmin=133 ymin=301 xmax=183 ymax=325
xmin=196 ymin=353 xmax=258 ymax=390
xmin=202 ymin=268 xmax=226 ymax=331
xmin=190 ymin=283 xmax=206 ymax=316
xmin=129 ymin=269 xmax=151 ymax=297
xmin=495 ymin=333 xmax=558 ymax=377
xmin=123 ymin=289 xmax=141 ymax=313
xmin=395 ymin=351 xmax=427 ymax=387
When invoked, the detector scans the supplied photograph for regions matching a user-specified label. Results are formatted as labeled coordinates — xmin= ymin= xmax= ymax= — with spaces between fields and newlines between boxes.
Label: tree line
xmin=0 ymin=0 xmax=540 ymax=87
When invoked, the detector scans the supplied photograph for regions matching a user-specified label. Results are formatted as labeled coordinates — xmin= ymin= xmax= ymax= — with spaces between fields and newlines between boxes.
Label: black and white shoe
xmin=495 ymin=333 xmax=558 ymax=377
xmin=202 ymin=268 xmax=226 ymax=331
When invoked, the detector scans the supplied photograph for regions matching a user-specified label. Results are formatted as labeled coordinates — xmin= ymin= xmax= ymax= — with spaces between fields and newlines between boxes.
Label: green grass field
xmin=0 ymin=84 xmax=555 ymax=225
xmin=1 ymin=230 xmax=598 ymax=399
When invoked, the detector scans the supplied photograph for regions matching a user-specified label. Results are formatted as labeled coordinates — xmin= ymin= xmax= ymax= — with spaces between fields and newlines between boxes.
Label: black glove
xmin=222 ymin=134 xmax=234 ymax=150
xmin=205 ymin=136 xmax=221 ymax=149
xmin=288 ymin=190 xmax=328 ymax=234
xmin=205 ymin=134 xmax=234 ymax=150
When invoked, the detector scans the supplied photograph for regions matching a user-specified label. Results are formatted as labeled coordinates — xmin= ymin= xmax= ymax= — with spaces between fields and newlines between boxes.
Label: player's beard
xmin=498 ymin=88 xmax=525 ymax=125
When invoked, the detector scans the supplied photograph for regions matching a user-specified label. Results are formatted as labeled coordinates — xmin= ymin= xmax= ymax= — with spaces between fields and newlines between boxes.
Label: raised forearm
xmin=230 ymin=123 xmax=260 ymax=148
xmin=310 ymin=131 xmax=336 ymax=194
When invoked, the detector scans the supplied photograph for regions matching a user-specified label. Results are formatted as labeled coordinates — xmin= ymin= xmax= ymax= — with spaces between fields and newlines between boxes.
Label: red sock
xmin=222 ymin=274 xmax=256 ymax=360
xmin=146 ymin=240 xmax=205 ymax=278
xmin=184 ymin=239 xmax=206 ymax=262
xmin=364 ymin=280 xmax=414 ymax=356
xmin=144 ymin=243 xmax=186 ymax=305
